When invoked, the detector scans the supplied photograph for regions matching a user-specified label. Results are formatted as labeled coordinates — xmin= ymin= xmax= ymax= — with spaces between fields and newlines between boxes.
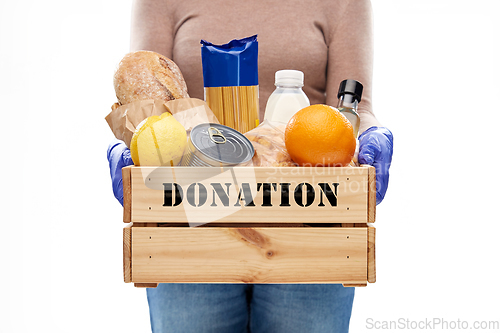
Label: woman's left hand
xmin=358 ymin=126 xmax=394 ymax=205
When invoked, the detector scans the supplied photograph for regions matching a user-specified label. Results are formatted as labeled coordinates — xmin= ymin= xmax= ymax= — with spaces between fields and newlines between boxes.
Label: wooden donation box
xmin=122 ymin=165 xmax=376 ymax=288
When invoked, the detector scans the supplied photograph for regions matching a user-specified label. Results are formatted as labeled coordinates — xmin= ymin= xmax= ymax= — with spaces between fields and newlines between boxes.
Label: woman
xmin=108 ymin=0 xmax=393 ymax=331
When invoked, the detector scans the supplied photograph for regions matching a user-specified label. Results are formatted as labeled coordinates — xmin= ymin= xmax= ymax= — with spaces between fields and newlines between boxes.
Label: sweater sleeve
xmin=130 ymin=0 xmax=174 ymax=58
xmin=325 ymin=0 xmax=380 ymax=133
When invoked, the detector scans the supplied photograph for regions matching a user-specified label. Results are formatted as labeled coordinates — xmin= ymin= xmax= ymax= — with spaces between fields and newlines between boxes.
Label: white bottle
xmin=264 ymin=70 xmax=310 ymax=125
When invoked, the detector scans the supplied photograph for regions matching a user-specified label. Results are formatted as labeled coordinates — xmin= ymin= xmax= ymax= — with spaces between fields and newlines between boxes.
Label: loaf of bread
xmin=114 ymin=51 xmax=189 ymax=105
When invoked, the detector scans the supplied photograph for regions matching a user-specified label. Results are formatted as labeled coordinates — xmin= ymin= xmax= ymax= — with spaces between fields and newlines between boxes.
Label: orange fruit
xmin=284 ymin=104 xmax=356 ymax=166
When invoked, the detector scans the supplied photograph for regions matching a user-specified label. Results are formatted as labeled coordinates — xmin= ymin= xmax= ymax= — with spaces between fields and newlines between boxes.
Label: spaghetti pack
xmin=201 ymin=35 xmax=259 ymax=134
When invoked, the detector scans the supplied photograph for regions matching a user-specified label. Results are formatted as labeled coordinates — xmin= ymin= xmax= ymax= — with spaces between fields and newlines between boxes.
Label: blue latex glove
xmin=358 ymin=127 xmax=393 ymax=205
xmin=107 ymin=139 xmax=134 ymax=206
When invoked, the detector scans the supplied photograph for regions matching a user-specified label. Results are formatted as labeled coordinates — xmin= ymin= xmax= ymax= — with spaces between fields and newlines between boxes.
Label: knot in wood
xmin=236 ymin=228 xmax=268 ymax=248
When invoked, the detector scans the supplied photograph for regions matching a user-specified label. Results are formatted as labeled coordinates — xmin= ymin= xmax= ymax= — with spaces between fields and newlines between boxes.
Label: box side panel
xmin=366 ymin=165 xmax=376 ymax=223
xmin=131 ymin=227 xmax=368 ymax=284
xmin=367 ymin=225 xmax=376 ymax=283
xmin=130 ymin=166 xmax=370 ymax=223
xmin=123 ymin=166 xmax=132 ymax=223
xmin=123 ymin=223 xmax=132 ymax=283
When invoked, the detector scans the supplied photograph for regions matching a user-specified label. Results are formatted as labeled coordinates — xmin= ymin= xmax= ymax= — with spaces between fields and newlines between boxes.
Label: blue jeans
xmin=147 ymin=284 xmax=354 ymax=332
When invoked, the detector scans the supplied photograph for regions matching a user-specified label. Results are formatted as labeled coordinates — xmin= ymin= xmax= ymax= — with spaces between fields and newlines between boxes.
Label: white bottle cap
xmin=275 ymin=70 xmax=304 ymax=87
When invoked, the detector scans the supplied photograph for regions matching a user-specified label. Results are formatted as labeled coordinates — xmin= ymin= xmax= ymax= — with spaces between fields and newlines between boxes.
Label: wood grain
xmin=122 ymin=166 xmax=132 ymax=223
xmin=365 ymin=165 xmax=376 ymax=223
xmin=343 ymin=283 xmax=367 ymax=287
xmin=123 ymin=223 xmax=132 ymax=283
xmin=134 ymin=283 xmax=158 ymax=288
xmin=128 ymin=166 xmax=372 ymax=223
xmin=367 ymin=225 xmax=376 ymax=283
xmin=130 ymin=226 xmax=368 ymax=284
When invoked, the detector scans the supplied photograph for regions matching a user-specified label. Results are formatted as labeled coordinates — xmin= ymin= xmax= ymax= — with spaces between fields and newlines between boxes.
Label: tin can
xmin=181 ymin=123 xmax=254 ymax=167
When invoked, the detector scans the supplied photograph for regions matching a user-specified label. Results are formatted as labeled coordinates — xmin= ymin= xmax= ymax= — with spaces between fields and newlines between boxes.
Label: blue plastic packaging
xmin=201 ymin=35 xmax=259 ymax=87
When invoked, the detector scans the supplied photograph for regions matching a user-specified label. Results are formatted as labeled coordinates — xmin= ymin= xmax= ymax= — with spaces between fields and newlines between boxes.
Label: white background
xmin=2 ymin=0 xmax=499 ymax=332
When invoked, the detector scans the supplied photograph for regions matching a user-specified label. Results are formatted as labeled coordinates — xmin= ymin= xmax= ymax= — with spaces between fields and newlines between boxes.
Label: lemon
xmin=130 ymin=112 xmax=187 ymax=166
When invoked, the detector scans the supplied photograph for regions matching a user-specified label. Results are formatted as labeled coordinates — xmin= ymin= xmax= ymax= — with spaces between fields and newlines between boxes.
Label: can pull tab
xmin=209 ymin=127 xmax=227 ymax=144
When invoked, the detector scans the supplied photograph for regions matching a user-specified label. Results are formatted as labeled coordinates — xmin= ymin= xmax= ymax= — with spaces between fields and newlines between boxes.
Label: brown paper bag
xmin=105 ymin=98 xmax=219 ymax=147
xmin=164 ymin=98 xmax=219 ymax=133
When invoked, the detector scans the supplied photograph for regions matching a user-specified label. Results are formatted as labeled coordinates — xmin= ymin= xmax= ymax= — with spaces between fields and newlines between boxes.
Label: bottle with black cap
xmin=337 ymin=79 xmax=363 ymax=138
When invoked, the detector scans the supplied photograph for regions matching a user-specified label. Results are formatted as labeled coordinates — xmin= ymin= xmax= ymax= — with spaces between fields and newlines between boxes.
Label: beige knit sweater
xmin=131 ymin=0 xmax=380 ymax=132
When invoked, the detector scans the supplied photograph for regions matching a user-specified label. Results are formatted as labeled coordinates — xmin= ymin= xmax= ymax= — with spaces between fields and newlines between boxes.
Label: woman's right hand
xmin=107 ymin=139 xmax=134 ymax=206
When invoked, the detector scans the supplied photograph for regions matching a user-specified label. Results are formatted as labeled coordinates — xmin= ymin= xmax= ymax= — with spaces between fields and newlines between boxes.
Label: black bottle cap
xmin=337 ymin=79 xmax=363 ymax=102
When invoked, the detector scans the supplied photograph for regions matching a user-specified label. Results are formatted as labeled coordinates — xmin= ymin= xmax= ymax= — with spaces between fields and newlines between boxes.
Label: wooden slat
xmin=134 ymin=283 xmax=158 ymax=288
xmin=365 ymin=165 xmax=376 ymax=223
xmin=131 ymin=226 xmax=368 ymax=284
xmin=133 ymin=223 xmax=158 ymax=227
xmin=367 ymin=225 xmax=376 ymax=283
xmin=123 ymin=223 xmax=132 ymax=283
xmin=343 ymin=283 xmax=367 ymax=287
xmin=122 ymin=166 xmax=132 ymax=223
xmin=130 ymin=166 xmax=371 ymax=223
